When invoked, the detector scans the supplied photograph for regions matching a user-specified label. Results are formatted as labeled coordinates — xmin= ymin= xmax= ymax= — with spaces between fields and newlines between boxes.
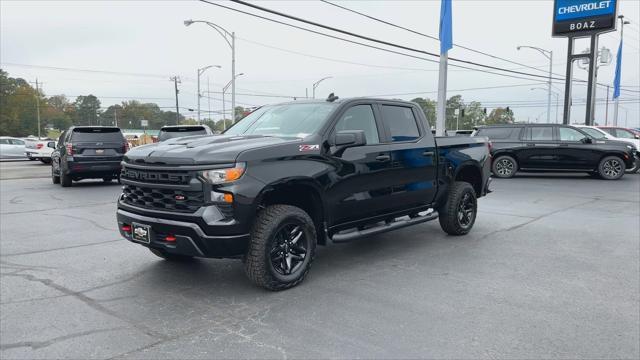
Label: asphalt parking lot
xmin=1 ymin=161 xmax=639 ymax=359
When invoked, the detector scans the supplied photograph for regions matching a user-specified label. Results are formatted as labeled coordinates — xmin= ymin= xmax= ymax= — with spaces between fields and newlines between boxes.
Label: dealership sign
xmin=553 ymin=0 xmax=618 ymax=36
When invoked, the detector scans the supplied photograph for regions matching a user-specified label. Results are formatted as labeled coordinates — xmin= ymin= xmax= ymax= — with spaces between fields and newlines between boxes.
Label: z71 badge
xmin=299 ymin=144 xmax=320 ymax=152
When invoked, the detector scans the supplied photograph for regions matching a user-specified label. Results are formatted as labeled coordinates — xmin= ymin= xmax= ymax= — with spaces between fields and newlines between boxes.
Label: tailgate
xmin=73 ymin=142 xmax=123 ymax=161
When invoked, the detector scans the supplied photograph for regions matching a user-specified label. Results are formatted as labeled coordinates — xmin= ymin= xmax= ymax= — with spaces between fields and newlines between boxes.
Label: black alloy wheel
xmin=270 ymin=223 xmax=308 ymax=276
xmin=457 ymin=192 xmax=476 ymax=229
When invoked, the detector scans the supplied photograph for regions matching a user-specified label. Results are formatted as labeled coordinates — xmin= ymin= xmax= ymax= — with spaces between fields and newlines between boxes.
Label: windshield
xmin=580 ymin=127 xmax=606 ymax=139
xmin=159 ymin=127 xmax=207 ymax=141
xmin=225 ymin=103 xmax=337 ymax=138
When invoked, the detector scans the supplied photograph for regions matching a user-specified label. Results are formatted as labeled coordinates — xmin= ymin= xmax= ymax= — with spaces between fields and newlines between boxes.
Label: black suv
xmin=474 ymin=124 xmax=636 ymax=180
xmin=51 ymin=126 xmax=128 ymax=187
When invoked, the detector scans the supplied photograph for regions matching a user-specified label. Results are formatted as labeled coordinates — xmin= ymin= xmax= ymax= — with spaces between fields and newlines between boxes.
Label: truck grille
xmin=122 ymin=184 xmax=204 ymax=213
xmin=120 ymin=167 xmax=191 ymax=185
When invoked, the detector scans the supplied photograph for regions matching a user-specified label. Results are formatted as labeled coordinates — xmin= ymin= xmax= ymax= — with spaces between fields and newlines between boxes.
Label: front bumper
xmin=117 ymin=209 xmax=250 ymax=258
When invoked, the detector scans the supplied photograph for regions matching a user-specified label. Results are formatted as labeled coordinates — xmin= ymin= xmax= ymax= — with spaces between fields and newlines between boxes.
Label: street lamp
xmin=531 ymin=87 xmax=560 ymax=124
xmin=518 ymin=46 xmax=553 ymax=124
xmin=184 ymin=19 xmax=237 ymax=125
xmin=197 ymin=65 xmax=221 ymax=123
xmin=312 ymin=76 xmax=332 ymax=99
xmin=222 ymin=73 xmax=244 ymax=130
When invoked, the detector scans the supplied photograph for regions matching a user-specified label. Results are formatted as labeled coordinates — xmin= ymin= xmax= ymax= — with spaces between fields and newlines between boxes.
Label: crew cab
xmin=52 ymin=126 xmax=128 ymax=187
xmin=473 ymin=124 xmax=636 ymax=180
xmin=117 ymin=97 xmax=491 ymax=290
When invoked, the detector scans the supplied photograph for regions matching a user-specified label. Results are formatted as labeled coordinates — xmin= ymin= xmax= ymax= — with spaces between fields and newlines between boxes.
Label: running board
xmin=330 ymin=210 xmax=439 ymax=243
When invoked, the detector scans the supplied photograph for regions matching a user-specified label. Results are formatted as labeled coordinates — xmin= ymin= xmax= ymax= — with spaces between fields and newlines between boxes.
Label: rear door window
xmin=476 ymin=127 xmax=521 ymax=139
xmin=71 ymin=128 xmax=124 ymax=143
xmin=524 ymin=127 xmax=554 ymax=141
xmin=380 ymin=105 xmax=420 ymax=142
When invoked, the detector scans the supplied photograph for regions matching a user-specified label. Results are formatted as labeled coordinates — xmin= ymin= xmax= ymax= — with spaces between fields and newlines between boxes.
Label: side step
xmin=330 ymin=210 xmax=439 ymax=243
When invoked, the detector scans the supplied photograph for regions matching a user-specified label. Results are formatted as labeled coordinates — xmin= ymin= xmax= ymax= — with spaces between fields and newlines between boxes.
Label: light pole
xmin=518 ymin=46 xmax=553 ymax=124
xmin=222 ymin=73 xmax=244 ymax=130
xmin=184 ymin=19 xmax=237 ymax=124
xmin=197 ymin=65 xmax=221 ymax=123
xmin=531 ymin=87 xmax=560 ymax=124
xmin=312 ymin=76 xmax=332 ymax=99
xmin=613 ymin=15 xmax=630 ymax=126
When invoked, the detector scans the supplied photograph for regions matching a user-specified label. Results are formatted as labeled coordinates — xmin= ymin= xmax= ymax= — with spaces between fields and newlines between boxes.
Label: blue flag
xmin=440 ymin=0 xmax=453 ymax=54
xmin=613 ymin=39 xmax=622 ymax=99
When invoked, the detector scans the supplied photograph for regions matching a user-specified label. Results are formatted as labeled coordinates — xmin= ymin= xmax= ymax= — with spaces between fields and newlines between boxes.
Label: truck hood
xmin=124 ymin=134 xmax=300 ymax=165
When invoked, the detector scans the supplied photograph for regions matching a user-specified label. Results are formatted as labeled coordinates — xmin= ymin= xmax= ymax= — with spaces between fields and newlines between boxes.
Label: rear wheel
xmin=598 ymin=156 xmax=625 ymax=180
xmin=492 ymin=155 xmax=517 ymax=178
xmin=51 ymin=165 xmax=60 ymax=184
xmin=438 ymin=182 xmax=477 ymax=236
xmin=60 ymin=170 xmax=72 ymax=187
xmin=244 ymin=205 xmax=316 ymax=291
xmin=149 ymin=248 xmax=194 ymax=261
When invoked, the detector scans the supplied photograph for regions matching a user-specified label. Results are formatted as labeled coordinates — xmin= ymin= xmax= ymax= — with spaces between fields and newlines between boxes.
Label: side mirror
xmin=634 ymin=134 xmax=639 ymax=140
xmin=332 ymin=130 xmax=366 ymax=156
xmin=581 ymin=137 xmax=592 ymax=144
xmin=47 ymin=142 xmax=55 ymax=148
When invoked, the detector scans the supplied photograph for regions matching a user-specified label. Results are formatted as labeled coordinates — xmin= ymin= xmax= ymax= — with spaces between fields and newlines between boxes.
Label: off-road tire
xmin=492 ymin=155 xmax=517 ymax=178
xmin=149 ymin=248 xmax=194 ymax=261
xmin=60 ymin=170 xmax=72 ymax=187
xmin=598 ymin=156 xmax=625 ymax=180
xmin=438 ymin=181 xmax=477 ymax=236
xmin=51 ymin=166 xmax=60 ymax=184
xmin=244 ymin=205 xmax=316 ymax=291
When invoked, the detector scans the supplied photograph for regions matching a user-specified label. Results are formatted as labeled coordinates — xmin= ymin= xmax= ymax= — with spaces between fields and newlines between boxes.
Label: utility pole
xmin=35 ymin=79 xmax=41 ymax=138
xmin=114 ymin=108 xmax=118 ymax=128
xmin=170 ymin=76 xmax=181 ymax=125
xmin=207 ymin=77 xmax=211 ymax=123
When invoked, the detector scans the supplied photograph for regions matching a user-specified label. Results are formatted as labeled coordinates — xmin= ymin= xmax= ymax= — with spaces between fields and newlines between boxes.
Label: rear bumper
xmin=117 ymin=209 xmax=250 ymax=258
xmin=66 ymin=159 xmax=122 ymax=177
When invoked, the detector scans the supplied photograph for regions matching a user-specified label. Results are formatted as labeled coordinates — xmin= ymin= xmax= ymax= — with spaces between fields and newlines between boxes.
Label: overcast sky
xmin=2 ymin=0 xmax=639 ymax=127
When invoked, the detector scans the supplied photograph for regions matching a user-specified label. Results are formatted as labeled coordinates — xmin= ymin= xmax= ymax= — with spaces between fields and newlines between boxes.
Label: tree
xmin=462 ymin=101 xmax=486 ymax=129
xmin=410 ymin=98 xmax=436 ymax=128
xmin=0 ymin=69 xmax=43 ymax=136
xmin=486 ymin=107 xmax=515 ymax=125
xmin=73 ymin=95 xmax=101 ymax=126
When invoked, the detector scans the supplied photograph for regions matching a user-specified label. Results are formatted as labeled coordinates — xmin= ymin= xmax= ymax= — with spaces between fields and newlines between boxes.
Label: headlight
xmin=199 ymin=163 xmax=246 ymax=184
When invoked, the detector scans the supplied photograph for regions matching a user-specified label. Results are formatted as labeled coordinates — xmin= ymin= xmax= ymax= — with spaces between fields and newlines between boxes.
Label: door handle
xmin=422 ymin=151 xmax=434 ymax=157
xmin=375 ymin=154 xmax=391 ymax=162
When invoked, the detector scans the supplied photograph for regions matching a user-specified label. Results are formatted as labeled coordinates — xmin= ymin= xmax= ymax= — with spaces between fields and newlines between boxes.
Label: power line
xmin=223 ymin=0 xmax=566 ymax=82
xmin=319 ymin=0 xmax=554 ymax=76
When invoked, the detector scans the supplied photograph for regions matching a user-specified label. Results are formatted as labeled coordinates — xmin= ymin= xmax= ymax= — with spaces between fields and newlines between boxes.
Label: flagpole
xmin=436 ymin=0 xmax=452 ymax=136
xmin=613 ymin=15 xmax=628 ymax=126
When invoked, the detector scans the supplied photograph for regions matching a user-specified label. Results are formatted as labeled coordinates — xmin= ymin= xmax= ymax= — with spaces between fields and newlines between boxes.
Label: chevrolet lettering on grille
xmin=122 ymin=169 xmax=190 ymax=183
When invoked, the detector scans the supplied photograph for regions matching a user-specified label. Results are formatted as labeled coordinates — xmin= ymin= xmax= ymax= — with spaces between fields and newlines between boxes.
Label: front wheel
xmin=244 ymin=205 xmax=316 ymax=291
xmin=60 ymin=170 xmax=72 ymax=187
xmin=438 ymin=182 xmax=478 ymax=236
xmin=598 ymin=156 xmax=625 ymax=180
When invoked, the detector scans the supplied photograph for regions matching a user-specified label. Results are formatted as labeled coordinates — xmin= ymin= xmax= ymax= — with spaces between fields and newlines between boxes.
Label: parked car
xmin=0 ymin=137 xmax=26 ymax=159
xmin=472 ymin=124 xmax=636 ymax=180
xmin=573 ymin=125 xmax=639 ymax=173
xmin=24 ymin=138 xmax=56 ymax=163
xmin=51 ymin=126 xmax=128 ymax=187
xmin=158 ymin=125 xmax=213 ymax=142
xmin=117 ymin=97 xmax=492 ymax=290
xmin=598 ymin=126 xmax=640 ymax=141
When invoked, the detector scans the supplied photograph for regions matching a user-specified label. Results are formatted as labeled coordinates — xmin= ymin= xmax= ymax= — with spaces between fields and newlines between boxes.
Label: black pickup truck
xmin=117 ymin=97 xmax=492 ymax=290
